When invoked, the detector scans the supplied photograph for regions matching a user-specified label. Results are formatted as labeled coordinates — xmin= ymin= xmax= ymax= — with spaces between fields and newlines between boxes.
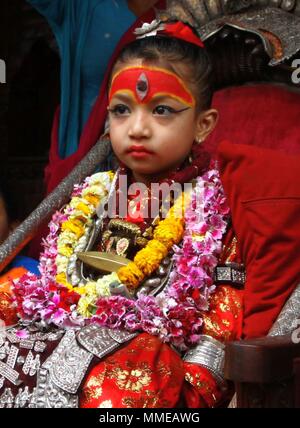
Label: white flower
xmin=134 ymin=20 xmax=165 ymax=39
xmin=56 ymin=256 xmax=69 ymax=273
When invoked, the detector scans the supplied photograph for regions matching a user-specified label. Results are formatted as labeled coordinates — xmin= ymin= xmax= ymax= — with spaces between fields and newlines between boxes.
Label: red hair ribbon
xmin=160 ymin=21 xmax=204 ymax=49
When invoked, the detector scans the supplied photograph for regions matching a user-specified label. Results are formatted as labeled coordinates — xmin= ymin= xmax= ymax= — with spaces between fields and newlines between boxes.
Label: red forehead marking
xmin=109 ymin=66 xmax=195 ymax=107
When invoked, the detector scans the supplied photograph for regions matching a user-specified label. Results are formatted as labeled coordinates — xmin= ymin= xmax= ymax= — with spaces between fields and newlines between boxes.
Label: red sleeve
xmin=218 ymin=141 xmax=300 ymax=338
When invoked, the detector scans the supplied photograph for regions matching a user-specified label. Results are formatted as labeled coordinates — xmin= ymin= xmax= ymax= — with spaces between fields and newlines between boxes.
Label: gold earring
xmin=196 ymin=136 xmax=204 ymax=144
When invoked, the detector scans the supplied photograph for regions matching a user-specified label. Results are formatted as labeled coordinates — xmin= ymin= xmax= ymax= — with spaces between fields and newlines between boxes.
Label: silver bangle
xmin=183 ymin=335 xmax=226 ymax=388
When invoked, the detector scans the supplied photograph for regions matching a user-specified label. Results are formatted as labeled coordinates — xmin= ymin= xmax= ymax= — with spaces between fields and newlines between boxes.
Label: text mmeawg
xmin=0 ymin=59 xmax=6 ymax=84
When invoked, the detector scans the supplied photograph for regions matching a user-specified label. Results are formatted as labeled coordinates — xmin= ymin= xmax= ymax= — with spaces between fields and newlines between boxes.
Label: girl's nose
xmin=128 ymin=110 xmax=151 ymax=139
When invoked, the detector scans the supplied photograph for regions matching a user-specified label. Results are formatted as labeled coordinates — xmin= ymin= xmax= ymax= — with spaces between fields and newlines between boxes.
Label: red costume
xmin=2 ymin=4 xmax=300 ymax=409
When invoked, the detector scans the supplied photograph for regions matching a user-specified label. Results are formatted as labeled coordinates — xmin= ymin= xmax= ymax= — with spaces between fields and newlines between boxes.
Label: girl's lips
xmin=129 ymin=151 xmax=153 ymax=159
xmin=127 ymin=145 xmax=154 ymax=158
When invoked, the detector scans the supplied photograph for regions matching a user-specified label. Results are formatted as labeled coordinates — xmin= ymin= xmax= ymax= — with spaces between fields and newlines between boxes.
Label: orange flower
xmin=134 ymin=240 xmax=168 ymax=276
xmin=118 ymin=262 xmax=144 ymax=290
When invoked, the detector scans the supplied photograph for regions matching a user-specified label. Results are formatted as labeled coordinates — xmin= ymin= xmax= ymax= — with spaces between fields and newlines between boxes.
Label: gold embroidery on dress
xmin=219 ymin=303 xmax=230 ymax=313
xmin=82 ymin=386 xmax=103 ymax=403
xmin=82 ymin=370 xmax=106 ymax=404
xmin=157 ymin=362 xmax=172 ymax=378
xmin=157 ymin=358 xmax=184 ymax=389
xmin=186 ymin=372 xmax=218 ymax=404
xmin=98 ymin=400 xmax=113 ymax=408
xmin=222 ymin=319 xmax=230 ymax=327
xmin=122 ymin=390 xmax=170 ymax=408
xmin=86 ymin=372 xmax=105 ymax=388
xmin=125 ymin=337 xmax=158 ymax=354
xmin=185 ymin=372 xmax=194 ymax=383
xmin=0 ymin=292 xmax=11 ymax=310
xmin=108 ymin=363 xmax=152 ymax=392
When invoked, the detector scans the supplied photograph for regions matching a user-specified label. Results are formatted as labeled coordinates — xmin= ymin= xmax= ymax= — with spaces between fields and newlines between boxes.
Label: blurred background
xmin=0 ymin=0 xmax=60 ymax=221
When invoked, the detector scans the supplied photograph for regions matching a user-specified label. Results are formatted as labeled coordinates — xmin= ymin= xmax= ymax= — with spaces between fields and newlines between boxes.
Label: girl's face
xmin=108 ymin=59 xmax=217 ymax=185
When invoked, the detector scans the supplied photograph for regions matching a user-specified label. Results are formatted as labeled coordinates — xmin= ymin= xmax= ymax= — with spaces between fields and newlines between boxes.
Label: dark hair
xmin=114 ymin=34 xmax=213 ymax=111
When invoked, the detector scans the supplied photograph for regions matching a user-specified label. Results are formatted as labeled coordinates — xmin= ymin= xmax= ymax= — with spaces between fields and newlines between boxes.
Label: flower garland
xmin=12 ymin=170 xmax=186 ymax=323
xmin=89 ymin=165 xmax=229 ymax=350
xmin=13 ymin=171 xmax=115 ymax=326
xmin=13 ymin=164 xmax=229 ymax=351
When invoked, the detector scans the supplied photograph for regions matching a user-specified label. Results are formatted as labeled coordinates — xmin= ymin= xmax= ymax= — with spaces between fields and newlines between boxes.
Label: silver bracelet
xmin=183 ymin=335 xmax=226 ymax=388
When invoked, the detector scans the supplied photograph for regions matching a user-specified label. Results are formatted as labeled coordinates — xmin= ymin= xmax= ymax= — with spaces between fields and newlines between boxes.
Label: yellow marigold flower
xmin=83 ymin=184 xmax=104 ymax=196
xmin=168 ymin=192 xmax=190 ymax=220
xmin=134 ymin=240 xmax=167 ymax=276
xmin=84 ymin=194 xmax=100 ymax=207
xmin=56 ymin=273 xmax=74 ymax=291
xmin=154 ymin=218 xmax=184 ymax=249
xmin=58 ymin=245 xmax=73 ymax=257
xmin=70 ymin=218 xmax=85 ymax=228
xmin=76 ymin=202 xmax=92 ymax=216
xmin=61 ymin=220 xmax=84 ymax=238
xmin=75 ymin=286 xmax=87 ymax=296
xmin=108 ymin=171 xmax=115 ymax=181
xmin=147 ymin=239 xmax=168 ymax=258
xmin=118 ymin=262 xmax=144 ymax=289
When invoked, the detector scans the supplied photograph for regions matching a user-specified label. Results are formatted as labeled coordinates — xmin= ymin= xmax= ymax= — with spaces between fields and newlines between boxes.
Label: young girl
xmin=0 ymin=19 xmax=244 ymax=408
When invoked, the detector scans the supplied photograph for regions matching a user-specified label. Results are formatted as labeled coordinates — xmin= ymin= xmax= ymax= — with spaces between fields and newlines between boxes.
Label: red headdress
xmin=133 ymin=19 xmax=204 ymax=49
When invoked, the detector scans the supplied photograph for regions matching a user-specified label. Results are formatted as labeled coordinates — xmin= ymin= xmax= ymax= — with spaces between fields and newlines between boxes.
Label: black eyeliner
xmin=174 ymin=107 xmax=191 ymax=113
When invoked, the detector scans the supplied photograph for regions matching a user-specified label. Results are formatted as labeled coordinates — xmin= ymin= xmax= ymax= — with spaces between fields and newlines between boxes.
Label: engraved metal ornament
xmin=42 ymin=330 xmax=93 ymax=395
xmin=269 ymin=283 xmax=300 ymax=336
xmin=32 ymin=368 xmax=78 ymax=408
xmin=199 ymin=7 xmax=300 ymax=65
xmin=77 ymin=325 xmax=138 ymax=360
xmin=183 ymin=334 xmax=226 ymax=387
xmin=159 ymin=1 xmax=300 ymax=66
xmin=162 ymin=0 xmax=300 ymax=24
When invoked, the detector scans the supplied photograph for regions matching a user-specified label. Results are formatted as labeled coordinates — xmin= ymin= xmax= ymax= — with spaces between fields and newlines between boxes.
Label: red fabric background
xmin=204 ymin=84 xmax=300 ymax=156
xmin=218 ymin=141 xmax=300 ymax=338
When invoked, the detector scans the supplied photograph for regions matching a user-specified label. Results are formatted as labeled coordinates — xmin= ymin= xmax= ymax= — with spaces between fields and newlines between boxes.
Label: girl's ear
xmin=195 ymin=108 xmax=219 ymax=143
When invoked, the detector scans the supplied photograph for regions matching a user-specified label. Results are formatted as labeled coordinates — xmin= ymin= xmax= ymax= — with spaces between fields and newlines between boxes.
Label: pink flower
xmin=16 ymin=330 xmax=29 ymax=339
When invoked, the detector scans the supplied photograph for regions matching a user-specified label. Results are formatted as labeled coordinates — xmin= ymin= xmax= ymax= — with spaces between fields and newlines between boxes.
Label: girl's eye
xmin=109 ymin=104 xmax=130 ymax=116
xmin=153 ymin=105 xmax=177 ymax=116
